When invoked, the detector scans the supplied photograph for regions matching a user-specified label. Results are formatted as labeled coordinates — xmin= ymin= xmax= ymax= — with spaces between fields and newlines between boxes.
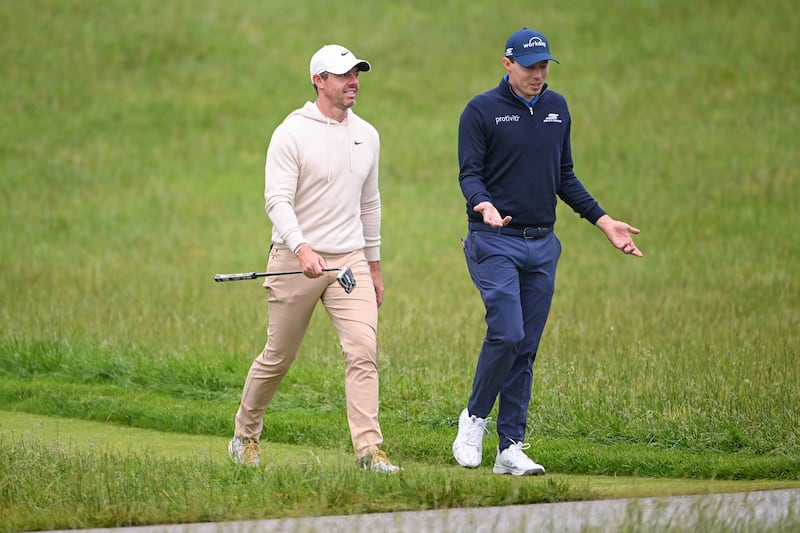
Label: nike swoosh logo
xmin=340 ymin=51 xmax=349 ymax=56
xmin=354 ymin=140 xmax=364 ymax=145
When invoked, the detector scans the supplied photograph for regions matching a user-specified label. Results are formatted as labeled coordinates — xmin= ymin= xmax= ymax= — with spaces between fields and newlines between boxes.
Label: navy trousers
xmin=462 ymin=228 xmax=560 ymax=450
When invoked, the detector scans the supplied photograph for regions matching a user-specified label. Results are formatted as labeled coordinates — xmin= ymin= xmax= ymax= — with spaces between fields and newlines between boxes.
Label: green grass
xmin=3 ymin=410 xmax=798 ymax=532
xmin=1 ymin=0 xmax=799 ymax=530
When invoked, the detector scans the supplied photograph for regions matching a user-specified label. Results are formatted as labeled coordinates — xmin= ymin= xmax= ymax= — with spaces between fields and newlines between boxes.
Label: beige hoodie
xmin=265 ymin=102 xmax=381 ymax=261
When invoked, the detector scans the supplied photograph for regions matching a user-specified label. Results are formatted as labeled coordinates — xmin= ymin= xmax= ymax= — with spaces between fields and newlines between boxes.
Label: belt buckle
xmin=523 ymin=226 xmax=547 ymax=239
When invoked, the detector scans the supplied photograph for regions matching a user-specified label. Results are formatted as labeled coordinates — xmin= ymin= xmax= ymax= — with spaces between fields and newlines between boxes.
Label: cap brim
xmin=326 ymin=60 xmax=371 ymax=75
xmin=515 ymin=54 xmax=559 ymax=67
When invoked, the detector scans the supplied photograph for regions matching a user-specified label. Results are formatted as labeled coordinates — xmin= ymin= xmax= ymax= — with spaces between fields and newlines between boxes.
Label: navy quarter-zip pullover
xmin=458 ymin=76 xmax=606 ymax=228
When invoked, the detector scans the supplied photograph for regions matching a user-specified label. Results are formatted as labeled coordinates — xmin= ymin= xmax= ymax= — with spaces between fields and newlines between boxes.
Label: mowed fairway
xmin=1 ymin=0 xmax=798 ymax=531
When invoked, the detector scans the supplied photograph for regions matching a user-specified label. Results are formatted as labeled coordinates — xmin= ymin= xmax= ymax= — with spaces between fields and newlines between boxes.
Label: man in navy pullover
xmin=453 ymin=28 xmax=643 ymax=476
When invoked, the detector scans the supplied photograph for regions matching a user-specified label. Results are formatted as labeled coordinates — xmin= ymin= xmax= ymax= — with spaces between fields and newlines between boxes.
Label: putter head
xmin=336 ymin=267 xmax=356 ymax=294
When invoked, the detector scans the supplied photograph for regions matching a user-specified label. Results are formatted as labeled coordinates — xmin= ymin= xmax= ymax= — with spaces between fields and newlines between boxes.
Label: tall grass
xmin=0 ymin=435 xmax=583 ymax=532
xmin=1 ymin=0 xmax=799 ymax=528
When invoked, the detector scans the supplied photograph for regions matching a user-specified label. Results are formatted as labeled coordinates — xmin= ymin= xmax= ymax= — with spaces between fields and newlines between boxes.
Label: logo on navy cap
xmin=523 ymin=37 xmax=547 ymax=49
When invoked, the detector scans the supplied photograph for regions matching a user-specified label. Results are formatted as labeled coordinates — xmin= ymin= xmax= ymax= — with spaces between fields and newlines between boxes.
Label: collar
xmin=502 ymin=73 xmax=543 ymax=107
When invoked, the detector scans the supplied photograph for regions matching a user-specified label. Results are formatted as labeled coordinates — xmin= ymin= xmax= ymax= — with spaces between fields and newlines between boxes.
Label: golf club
xmin=214 ymin=266 xmax=356 ymax=294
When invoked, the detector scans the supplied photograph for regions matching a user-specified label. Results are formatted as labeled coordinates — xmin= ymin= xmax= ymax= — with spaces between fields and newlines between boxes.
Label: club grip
xmin=214 ymin=272 xmax=258 ymax=282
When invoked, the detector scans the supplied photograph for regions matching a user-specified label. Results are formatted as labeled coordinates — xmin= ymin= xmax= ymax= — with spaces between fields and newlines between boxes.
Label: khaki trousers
xmin=233 ymin=244 xmax=383 ymax=458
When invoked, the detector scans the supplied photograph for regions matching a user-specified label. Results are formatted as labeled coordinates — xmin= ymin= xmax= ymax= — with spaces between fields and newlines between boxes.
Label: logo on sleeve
xmin=543 ymin=113 xmax=562 ymax=123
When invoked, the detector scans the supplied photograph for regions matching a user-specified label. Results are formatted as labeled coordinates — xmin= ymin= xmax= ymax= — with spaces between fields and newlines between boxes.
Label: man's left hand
xmin=595 ymin=215 xmax=643 ymax=257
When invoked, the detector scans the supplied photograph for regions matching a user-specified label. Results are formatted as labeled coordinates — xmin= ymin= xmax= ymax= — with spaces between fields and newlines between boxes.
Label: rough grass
xmin=1 ymin=0 xmax=799 ymax=530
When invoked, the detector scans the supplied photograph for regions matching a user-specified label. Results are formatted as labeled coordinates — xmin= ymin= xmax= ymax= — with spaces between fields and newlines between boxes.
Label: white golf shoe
xmin=492 ymin=441 xmax=545 ymax=476
xmin=228 ymin=436 xmax=260 ymax=467
xmin=357 ymin=449 xmax=403 ymax=474
xmin=452 ymin=408 xmax=490 ymax=468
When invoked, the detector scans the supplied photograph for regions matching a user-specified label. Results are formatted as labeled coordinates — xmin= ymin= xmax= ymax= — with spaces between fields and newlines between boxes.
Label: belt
xmin=468 ymin=222 xmax=553 ymax=240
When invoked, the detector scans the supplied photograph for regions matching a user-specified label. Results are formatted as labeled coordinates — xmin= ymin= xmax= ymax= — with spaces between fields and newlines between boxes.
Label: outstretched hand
xmin=474 ymin=201 xmax=512 ymax=227
xmin=595 ymin=215 xmax=643 ymax=257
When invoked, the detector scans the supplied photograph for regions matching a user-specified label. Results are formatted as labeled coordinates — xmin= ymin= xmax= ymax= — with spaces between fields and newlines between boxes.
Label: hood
xmin=288 ymin=101 xmax=351 ymax=125
xmin=288 ymin=101 xmax=354 ymax=182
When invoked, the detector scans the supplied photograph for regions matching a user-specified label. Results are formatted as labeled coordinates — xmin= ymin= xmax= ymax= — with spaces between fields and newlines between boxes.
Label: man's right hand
xmin=294 ymin=243 xmax=327 ymax=277
xmin=474 ymin=202 xmax=512 ymax=228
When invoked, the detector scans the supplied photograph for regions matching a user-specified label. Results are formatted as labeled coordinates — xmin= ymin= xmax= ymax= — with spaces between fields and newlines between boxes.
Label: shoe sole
xmin=452 ymin=445 xmax=481 ymax=468
xmin=369 ymin=466 xmax=404 ymax=474
xmin=492 ymin=465 xmax=545 ymax=476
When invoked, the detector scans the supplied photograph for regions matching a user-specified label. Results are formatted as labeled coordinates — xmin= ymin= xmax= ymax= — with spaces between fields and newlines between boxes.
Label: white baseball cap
xmin=309 ymin=44 xmax=371 ymax=82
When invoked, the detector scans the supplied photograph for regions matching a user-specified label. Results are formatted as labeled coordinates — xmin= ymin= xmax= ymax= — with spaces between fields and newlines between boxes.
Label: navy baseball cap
xmin=504 ymin=28 xmax=559 ymax=66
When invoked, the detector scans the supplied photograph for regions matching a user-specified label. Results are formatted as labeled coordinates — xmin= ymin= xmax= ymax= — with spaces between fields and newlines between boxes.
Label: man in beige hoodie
xmin=228 ymin=44 xmax=401 ymax=473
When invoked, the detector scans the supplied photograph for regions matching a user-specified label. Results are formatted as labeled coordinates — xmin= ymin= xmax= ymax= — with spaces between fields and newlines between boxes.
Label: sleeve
xmin=458 ymin=102 xmax=492 ymax=208
xmin=556 ymin=114 xmax=607 ymax=224
xmin=360 ymin=130 xmax=381 ymax=262
xmin=264 ymin=126 xmax=306 ymax=252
